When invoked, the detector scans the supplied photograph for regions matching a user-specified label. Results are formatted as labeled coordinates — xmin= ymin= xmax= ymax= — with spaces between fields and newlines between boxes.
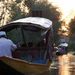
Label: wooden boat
xmin=0 ymin=17 xmax=54 ymax=75
xmin=56 ymin=43 xmax=68 ymax=56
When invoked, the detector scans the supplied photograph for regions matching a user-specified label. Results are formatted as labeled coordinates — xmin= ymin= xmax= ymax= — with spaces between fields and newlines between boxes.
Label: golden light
xmin=48 ymin=0 xmax=75 ymax=24
xmin=62 ymin=26 xmax=67 ymax=31
xmin=48 ymin=0 xmax=75 ymax=36
xmin=19 ymin=0 xmax=29 ymax=13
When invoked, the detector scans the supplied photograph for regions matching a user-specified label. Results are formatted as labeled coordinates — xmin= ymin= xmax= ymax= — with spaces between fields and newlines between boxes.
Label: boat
xmin=0 ymin=17 xmax=54 ymax=75
xmin=56 ymin=42 xmax=69 ymax=56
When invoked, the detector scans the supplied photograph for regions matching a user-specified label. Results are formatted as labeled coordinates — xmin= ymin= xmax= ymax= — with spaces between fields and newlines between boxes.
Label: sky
xmin=48 ymin=0 xmax=75 ymax=24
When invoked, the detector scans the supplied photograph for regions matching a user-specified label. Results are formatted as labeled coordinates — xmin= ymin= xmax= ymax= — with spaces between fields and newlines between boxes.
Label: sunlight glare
xmin=48 ymin=0 xmax=75 ymax=24
xmin=62 ymin=26 xmax=67 ymax=31
xmin=48 ymin=0 xmax=75 ymax=35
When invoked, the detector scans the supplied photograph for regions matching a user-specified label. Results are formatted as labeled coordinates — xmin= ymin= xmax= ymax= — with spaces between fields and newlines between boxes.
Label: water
xmin=50 ymin=51 xmax=75 ymax=75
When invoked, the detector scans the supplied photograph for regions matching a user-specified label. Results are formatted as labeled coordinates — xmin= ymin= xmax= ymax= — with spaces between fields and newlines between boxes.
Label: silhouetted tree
xmin=69 ymin=18 xmax=75 ymax=33
xmin=69 ymin=18 xmax=75 ymax=41
xmin=0 ymin=0 xmax=62 ymax=43
xmin=24 ymin=0 xmax=62 ymax=42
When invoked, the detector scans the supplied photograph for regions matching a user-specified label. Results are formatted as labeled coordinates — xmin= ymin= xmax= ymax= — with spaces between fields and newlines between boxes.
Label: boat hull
xmin=0 ymin=56 xmax=51 ymax=75
xmin=0 ymin=60 xmax=23 ymax=75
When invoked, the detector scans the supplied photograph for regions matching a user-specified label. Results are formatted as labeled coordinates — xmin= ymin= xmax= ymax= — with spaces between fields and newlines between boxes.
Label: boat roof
xmin=0 ymin=17 xmax=52 ymax=32
xmin=58 ymin=43 xmax=68 ymax=47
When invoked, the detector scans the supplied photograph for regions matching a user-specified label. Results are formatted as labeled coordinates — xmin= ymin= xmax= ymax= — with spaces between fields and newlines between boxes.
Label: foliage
xmin=69 ymin=18 xmax=75 ymax=33
xmin=0 ymin=0 xmax=62 ymax=43
xmin=24 ymin=0 xmax=61 ymax=20
xmin=9 ymin=0 xmax=23 ymax=21
xmin=7 ymin=28 xmax=46 ymax=46
xmin=7 ymin=28 xmax=24 ymax=44
xmin=15 ymin=0 xmax=21 ymax=3
xmin=69 ymin=17 xmax=75 ymax=41
xmin=73 ymin=53 xmax=75 ymax=55
xmin=68 ymin=41 xmax=75 ymax=51
xmin=24 ymin=0 xmax=62 ymax=42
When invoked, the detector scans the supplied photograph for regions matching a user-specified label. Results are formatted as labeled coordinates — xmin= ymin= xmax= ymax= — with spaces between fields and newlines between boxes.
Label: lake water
xmin=50 ymin=51 xmax=75 ymax=75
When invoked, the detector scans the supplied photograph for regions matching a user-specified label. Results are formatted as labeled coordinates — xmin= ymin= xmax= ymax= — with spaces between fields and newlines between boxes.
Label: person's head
xmin=0 ymin=31 xmax=6 ymax=38
xmin=28 ymin=42 xmax=34 ymax=47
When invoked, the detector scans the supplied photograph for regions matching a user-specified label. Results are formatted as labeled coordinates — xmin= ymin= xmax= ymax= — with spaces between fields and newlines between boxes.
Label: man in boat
xmin=0 ymin=31 xmax=17 ymax=57
xmin=37 ymin=38 xmax=46 ymax=47
xmin=56 ymin=42 xmax=68 ymax=55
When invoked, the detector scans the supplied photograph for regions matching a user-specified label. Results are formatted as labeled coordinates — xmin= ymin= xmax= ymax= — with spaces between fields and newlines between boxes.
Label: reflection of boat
xmin=0 ymin=17 xmax=54 ymax=75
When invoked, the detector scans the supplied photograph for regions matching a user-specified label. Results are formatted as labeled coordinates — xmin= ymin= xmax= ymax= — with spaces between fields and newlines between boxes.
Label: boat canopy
xmin=58 ymin=43 xmax=68 ymax=47
xmin=0 ymin=17 xmax=52 ymax=32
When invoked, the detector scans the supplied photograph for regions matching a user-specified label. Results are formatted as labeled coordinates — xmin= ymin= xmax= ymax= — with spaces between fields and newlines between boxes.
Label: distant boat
xmin=56 ymin=43 xmax=68 ymax=56
xmin=0 ymin=17 xmax=54 ymax=75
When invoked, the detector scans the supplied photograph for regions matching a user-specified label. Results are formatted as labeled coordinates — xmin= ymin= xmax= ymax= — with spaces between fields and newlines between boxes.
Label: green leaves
xmin=0 ymin=0 xmax=62 ymax=43
xmin=15 ymin=0 xmax=22 ymax=3
xmin=69 ymin=18 xmax=75 ymax=33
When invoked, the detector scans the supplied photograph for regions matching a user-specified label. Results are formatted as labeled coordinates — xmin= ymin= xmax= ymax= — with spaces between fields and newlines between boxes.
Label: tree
xmin=0 ymin=0 xmax=22 ymax=25
xmin=24 ymin=0 xmax=62 ymax=42
xmin=8 ymin=0 xmax=24 ymax=22
xmin=0 ymin=0 xmax=62 ymax=43
xmin=69 ymin=17 xmax=75 ymax=41
xmin=69 ymin=18 xmax=75 ymax=33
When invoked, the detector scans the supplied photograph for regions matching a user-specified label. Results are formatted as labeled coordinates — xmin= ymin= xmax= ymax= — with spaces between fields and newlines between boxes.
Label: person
xmin=0 ymin=31 xmax=17 ymax=57
xmin=37 ymin=38 xmax=46 ymax=47
xmin=21 ymin=43 xmax=28 ymax=47
xmin=56 ymin=47 xmax=63 ymax=55
xmin=56 ymin=42 xmax=68 ymax=55
xmin=28 ymin=42 xmax=34 ymax=47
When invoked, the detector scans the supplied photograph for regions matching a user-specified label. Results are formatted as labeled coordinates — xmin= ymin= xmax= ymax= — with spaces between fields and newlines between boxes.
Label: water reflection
xmin=68 ymin=56 xmax=75 ymax=75
xmin=37 ymin=70 xmax=51 ymax=75
xmin=52 ymin=54 xmax=75 ymax=75
xmin=58 ymin=55 xmax=70 ymax=75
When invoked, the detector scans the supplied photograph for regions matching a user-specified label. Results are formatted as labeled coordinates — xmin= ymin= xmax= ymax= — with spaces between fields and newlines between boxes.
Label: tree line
xmin=1 ymin=0 xmax=72 ymax=44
